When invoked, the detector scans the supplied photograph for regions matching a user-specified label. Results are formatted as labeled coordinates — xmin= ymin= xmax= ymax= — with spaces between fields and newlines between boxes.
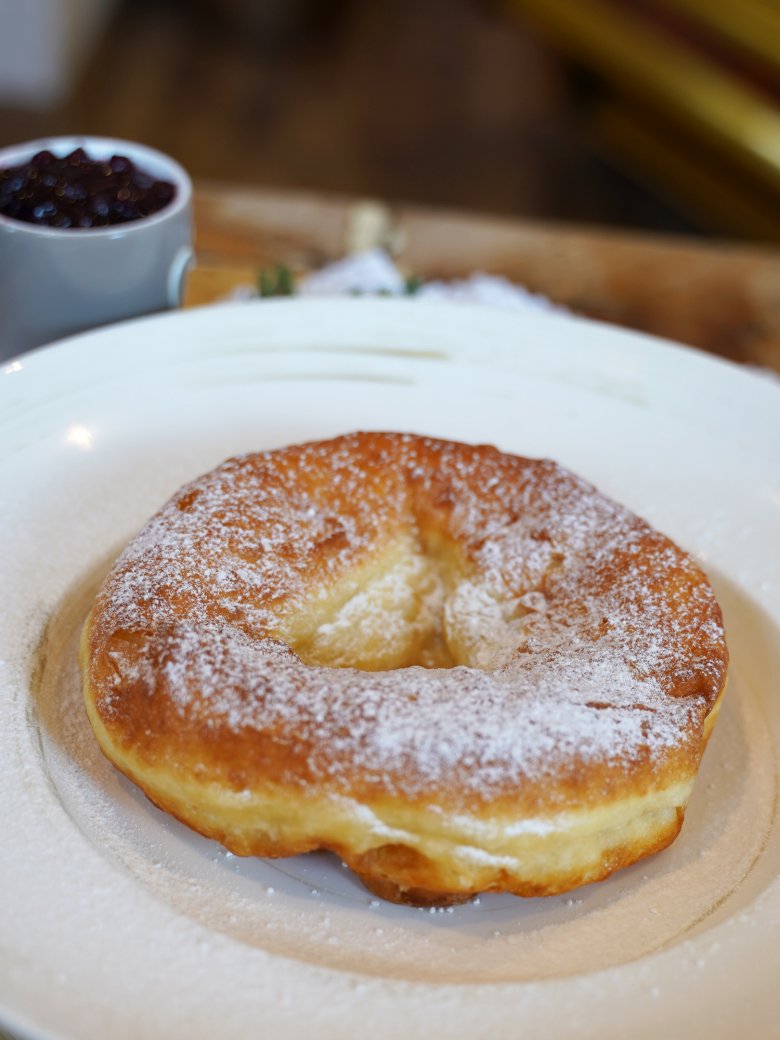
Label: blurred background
xmin=2 ymin=0 xmax=780 ymax=242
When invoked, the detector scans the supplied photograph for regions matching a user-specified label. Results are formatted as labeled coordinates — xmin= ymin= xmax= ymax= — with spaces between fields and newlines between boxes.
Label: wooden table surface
xmin=185 ymin=182 xmax=780 ymax=374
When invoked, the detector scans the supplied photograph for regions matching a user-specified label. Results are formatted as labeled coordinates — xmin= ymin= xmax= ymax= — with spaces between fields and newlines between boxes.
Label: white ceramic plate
xmin=2 ymin=299 xmax=779 ymax=1040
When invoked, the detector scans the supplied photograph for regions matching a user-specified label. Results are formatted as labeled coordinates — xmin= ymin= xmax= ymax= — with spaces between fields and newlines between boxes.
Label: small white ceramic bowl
xmin=0 ymin=135 xmax=193 ymax=359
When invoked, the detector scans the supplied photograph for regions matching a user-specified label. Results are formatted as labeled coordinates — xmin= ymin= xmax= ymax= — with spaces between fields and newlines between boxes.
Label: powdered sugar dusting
xmin=86 ymin=433 xmax=727 ymax=803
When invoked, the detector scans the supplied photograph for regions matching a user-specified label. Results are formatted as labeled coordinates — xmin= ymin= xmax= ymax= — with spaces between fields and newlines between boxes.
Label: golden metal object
xmin=503 ymin=0 xmax=780 ymax=234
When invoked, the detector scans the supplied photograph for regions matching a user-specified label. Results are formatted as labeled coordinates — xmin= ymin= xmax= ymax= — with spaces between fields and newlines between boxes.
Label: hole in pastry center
xmin=281 ymin=533 xmax=467 ymax=671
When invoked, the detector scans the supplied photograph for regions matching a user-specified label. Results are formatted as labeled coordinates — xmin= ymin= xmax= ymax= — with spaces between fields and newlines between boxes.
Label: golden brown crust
xmin=81 ymin=432 xmax=728 ymax=904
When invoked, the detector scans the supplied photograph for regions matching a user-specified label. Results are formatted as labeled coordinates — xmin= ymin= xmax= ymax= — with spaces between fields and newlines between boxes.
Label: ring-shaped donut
xmin=81 ymin=433 xmax=728 ymax=904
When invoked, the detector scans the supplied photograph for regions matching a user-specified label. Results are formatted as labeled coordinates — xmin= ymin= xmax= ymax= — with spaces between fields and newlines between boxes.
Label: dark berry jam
xmin=0 ymin=147 xmax=176 ymax=229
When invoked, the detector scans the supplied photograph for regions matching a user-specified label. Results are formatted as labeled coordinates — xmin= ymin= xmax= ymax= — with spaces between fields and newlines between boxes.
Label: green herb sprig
xmin=257 ymin=263 xmax=295 ymax=298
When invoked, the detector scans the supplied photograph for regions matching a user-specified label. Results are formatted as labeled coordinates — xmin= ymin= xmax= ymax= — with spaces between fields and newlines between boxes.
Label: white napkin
xmin=297 ymin=248 xmax=564 ymax=315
